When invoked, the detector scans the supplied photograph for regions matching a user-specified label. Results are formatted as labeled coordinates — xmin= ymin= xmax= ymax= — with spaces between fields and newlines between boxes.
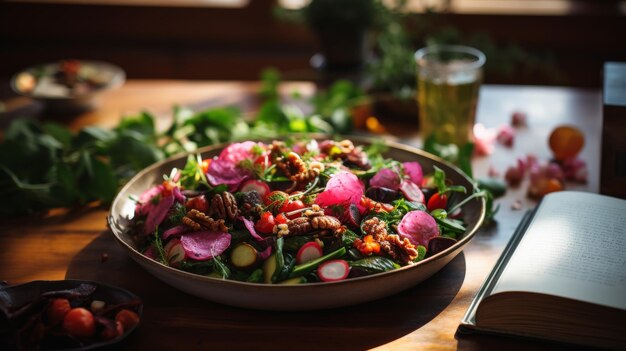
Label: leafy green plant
xmin=0 ymin=71 xmax=363 ymax=218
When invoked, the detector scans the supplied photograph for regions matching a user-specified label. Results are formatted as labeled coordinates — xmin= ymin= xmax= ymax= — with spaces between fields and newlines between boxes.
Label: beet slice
xmin=180 ymin=231 xmax=231 ymax=261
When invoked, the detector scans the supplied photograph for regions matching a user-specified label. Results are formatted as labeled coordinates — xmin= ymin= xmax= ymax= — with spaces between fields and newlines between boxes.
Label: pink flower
xmin=315 ymin=171 xmax=365 ymax=213
xmin=206 ymin=141 xmax=259 ymax=191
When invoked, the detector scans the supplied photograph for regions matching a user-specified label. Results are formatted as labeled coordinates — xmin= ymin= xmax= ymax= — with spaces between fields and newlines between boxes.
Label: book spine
xmin=458 ymin=209 xmax=536 ymax=332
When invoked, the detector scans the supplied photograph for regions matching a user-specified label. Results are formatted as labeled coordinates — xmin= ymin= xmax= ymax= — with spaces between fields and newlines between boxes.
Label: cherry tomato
xmin=254 ymin=154 xmax=270 ymax=168
xmin=63 ymin=307 xmax=95 ymax=338
xmin=185 ymin=195 xmax=209 ymax=213
xmin=255 ymin=212 xmax=275 ymax=234
xmin=275 ymin=213 xmax=289 ymax=225
xmin=279 ymin=200 xmax=306 ymax=219
xmin=427 ymin=192 xmax=448 ymax=212
xmin=115 ymin=309 xmax=140 ymax=332
xmin=47 ymin=298 xmax=71 ymax=325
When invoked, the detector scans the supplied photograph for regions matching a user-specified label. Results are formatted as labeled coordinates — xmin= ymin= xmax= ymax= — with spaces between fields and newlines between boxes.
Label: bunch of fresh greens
xmin=0 ymin=73 xmax=364 ymax=218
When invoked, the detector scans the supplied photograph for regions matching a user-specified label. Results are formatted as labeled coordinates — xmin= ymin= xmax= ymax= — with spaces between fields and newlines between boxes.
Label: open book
xmin=460 ymin=191 xmax=626 ymax=350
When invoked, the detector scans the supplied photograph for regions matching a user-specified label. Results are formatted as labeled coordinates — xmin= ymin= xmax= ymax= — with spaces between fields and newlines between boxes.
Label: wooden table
xmin=0 ymin=80 xmax=601 ymax=350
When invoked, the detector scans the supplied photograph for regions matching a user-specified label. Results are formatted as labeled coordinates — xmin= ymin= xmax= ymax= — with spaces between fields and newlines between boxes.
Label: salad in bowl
xmin=121 ymin=138 xmax=480 ymax=286
xmin=108 ymin=135 xmax=485 ymax=310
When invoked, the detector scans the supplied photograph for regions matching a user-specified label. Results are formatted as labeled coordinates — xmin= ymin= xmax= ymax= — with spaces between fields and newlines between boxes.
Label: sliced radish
xmin=239 ymin=179 xmax=270 ymax=198
xmin=164 ymin=238 xmax=186 ymax=267
xmin=400 ymin=180 xmax=425 ymax=203
xmin=317 ymin=259 xmax=350 ymax=282
xmin=296 ymin=241 xmax=323 ymax=265
xmin=162 ymin=225 xmax=188 ymax=240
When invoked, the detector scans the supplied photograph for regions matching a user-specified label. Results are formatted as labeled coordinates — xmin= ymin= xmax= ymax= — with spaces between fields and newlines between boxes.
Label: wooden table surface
xmin=0 ymin=80 xmax=601 ymax=351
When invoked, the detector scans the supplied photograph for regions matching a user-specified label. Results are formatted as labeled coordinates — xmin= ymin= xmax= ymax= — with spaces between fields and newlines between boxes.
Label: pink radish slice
xmin=163 ymin=225 xmax=188 ymax=240
xmin=369 ymin=168 xmax=401 ymax=191
xmin=180 ymin=231 xmax=231 ymax=261
xmin=317 ymin=259 xmax=350 ymax=282
xmin=296 ymin=241 xmax=323 ymax=264
xmin=165 ymin=238 xmax=186 ymax=267
xmin=397 ymin=210 xmax=439 ymax=246
xmin=399 ymin=180 xmax=425 ymax=203
xmin=239 ymin=179 xmax=270 ymax=198
xmin=403 ymin=161 xmax=423 ymax=185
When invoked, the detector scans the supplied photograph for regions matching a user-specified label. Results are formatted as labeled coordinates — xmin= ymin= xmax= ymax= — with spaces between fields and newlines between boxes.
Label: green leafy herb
xmin=179 ymin=154 xmax=208 ymax=190
xmin=349 ymin=256 xmax=399 ymax=273
xmin=153 ymin=230 xmax=169 ymax=266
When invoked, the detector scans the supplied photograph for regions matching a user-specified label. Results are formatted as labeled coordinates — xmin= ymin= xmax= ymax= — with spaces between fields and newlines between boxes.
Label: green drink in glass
xmin=415 ymin=45 xmax=485 ymax=164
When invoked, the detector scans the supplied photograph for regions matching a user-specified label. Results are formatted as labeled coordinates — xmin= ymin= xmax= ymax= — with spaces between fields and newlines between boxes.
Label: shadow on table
xmin=66 ymin=231 xmax=466 ymax=351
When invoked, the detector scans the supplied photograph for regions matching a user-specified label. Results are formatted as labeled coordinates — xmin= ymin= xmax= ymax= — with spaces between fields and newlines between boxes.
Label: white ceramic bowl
xmin=108 ymin=137 xmax=485 ymax=310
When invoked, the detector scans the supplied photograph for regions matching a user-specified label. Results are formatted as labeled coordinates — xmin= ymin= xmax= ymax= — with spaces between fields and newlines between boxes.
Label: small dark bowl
xmin=0 ymin=280 xmax=142 ymax=350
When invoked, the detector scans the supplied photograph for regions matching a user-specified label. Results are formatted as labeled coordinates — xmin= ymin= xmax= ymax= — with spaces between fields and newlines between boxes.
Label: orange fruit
xmin=539 ymin=178 xmax=564 ymax=197
xmin=548 ymin=125 xmax=584 ymax=160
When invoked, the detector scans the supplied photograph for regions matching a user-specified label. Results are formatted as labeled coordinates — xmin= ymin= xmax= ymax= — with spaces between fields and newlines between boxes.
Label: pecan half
xmin=209 ymin=192 xmax=238 ymax=220
xmin=183 ymin=209 xmax=228 ymax=232
xmin=286 ymin=217 xmax=312 ymax=236
xmin=311 ymin=215 xmax=341 ymax=231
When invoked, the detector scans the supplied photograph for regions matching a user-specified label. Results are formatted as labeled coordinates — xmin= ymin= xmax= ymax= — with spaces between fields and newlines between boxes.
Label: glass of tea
xmin=415 ymin=45 xmax=486 ymax=154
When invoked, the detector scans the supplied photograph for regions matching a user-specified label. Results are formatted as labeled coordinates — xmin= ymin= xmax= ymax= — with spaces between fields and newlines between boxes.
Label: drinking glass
xmin=415 ymin=45 xmax=486 ymax=151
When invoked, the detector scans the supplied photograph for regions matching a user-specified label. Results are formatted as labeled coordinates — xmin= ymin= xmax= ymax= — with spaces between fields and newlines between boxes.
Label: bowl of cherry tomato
xmin=0 ymin=280 xmax=142 ymax=350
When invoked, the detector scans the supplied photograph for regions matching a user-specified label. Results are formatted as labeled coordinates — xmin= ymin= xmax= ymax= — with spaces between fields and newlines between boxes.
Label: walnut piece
xmin=359 ymin=217 xmax=418 ymax=265
xmin=383 ymin=234 xmax=418 ymax=265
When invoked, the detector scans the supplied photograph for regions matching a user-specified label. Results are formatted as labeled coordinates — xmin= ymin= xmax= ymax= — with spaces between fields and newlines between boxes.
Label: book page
xmin=492 ymin=191 xmax=626 ymax=310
